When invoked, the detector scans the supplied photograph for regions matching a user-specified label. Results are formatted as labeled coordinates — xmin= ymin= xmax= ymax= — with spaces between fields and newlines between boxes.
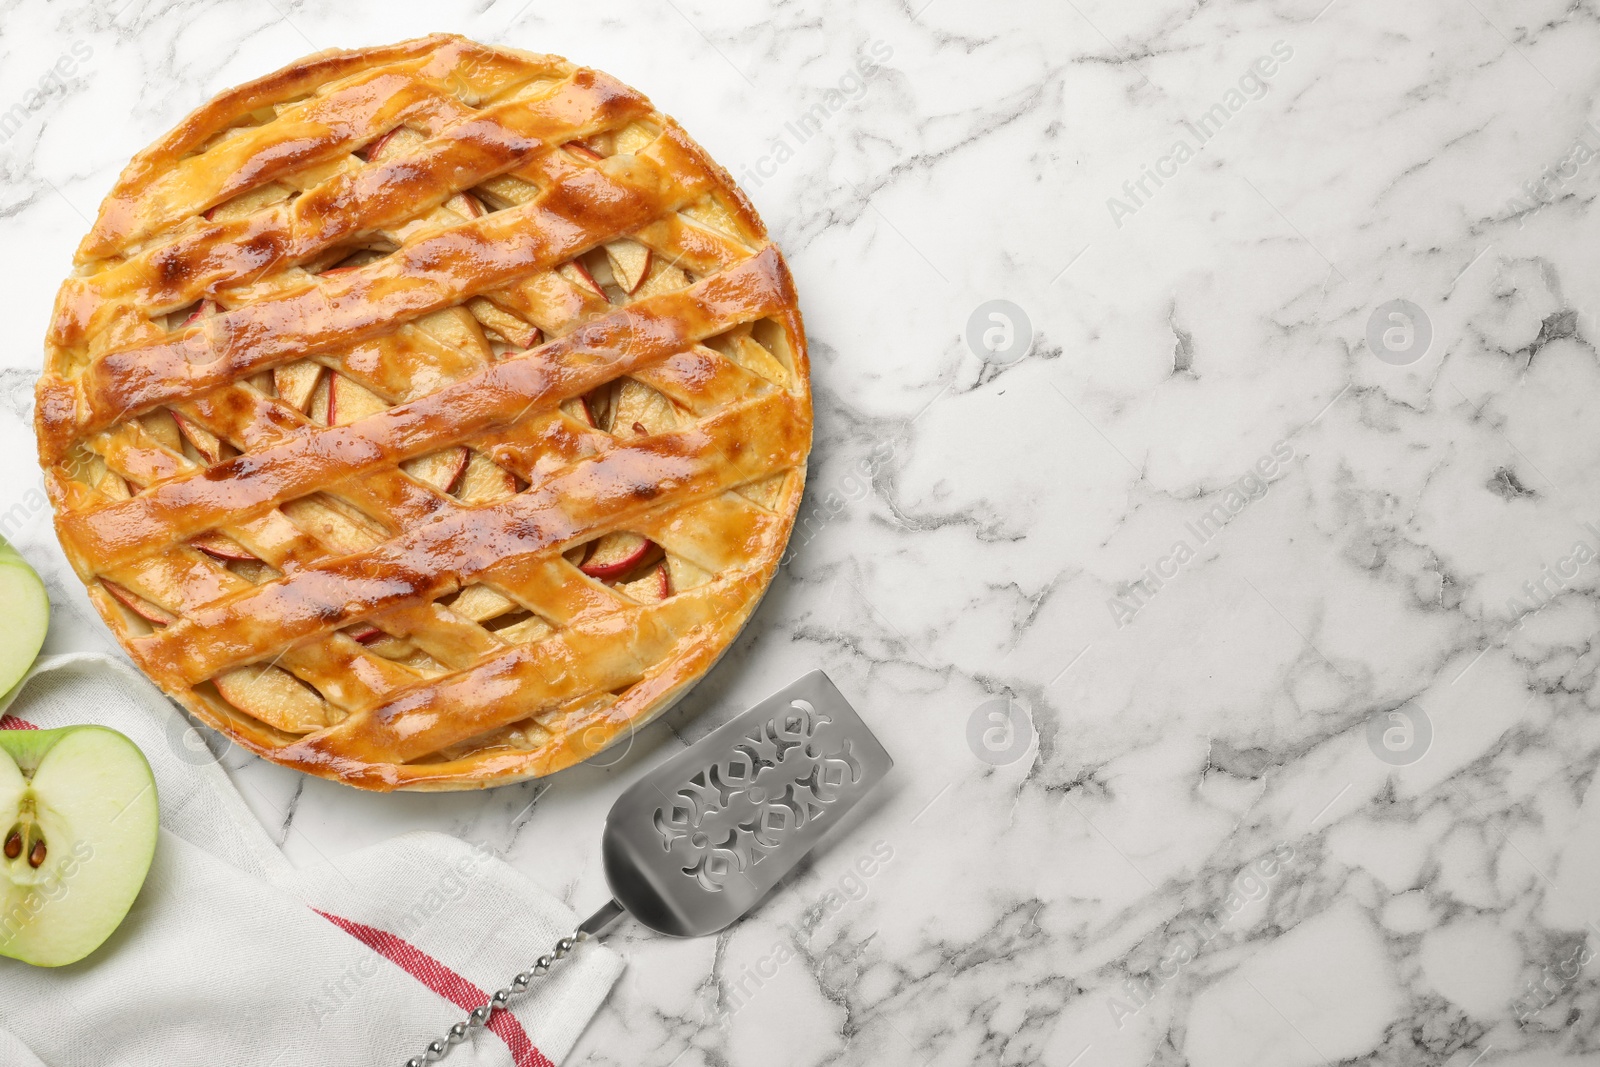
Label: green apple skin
xmin=0 ymin=726 xmax=159 ymax=967
xmin=0 ymin=536 xmax=49 ymax=695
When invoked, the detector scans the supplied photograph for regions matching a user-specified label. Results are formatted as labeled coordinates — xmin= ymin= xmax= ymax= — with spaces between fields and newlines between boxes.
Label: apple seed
xmin=3 ymin=830 xmax=18 ymax=860
xmin=27 ymin=840 xmax=44 ymax=868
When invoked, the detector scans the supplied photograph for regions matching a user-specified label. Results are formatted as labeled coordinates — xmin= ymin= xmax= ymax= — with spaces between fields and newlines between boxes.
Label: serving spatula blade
xmin=600 ymin=669 xmax=893 ymax=936
xmin=405 ymin=670 xmax=891 ymax=1064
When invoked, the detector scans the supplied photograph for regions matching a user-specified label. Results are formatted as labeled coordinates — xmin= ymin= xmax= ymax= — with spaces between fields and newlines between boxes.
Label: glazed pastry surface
xmin=36 ymin=35 xmax=810 ymax=790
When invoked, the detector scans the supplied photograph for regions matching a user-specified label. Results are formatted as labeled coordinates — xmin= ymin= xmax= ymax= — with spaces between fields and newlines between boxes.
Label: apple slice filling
xmin=100 ymin=581 xmax=175 ymax=629
xmin=413 ymin=306 xmax=493 ymax=365
xmin=444 ymin=585 xmax=559 ymax=646
xmin=204 ymin=180 xmax=293 ymax=224
xmin=401 ymin=447 xmax=470 ymax=494
xmin=708 ymin=323 xmax=790 ymax=389
xmin=327 ymin=373 xmax=389 ymax=426
xmin=560 ymin=396 xmax=596 ymax=427
xmin=170 ymin=411 xmax=224 ymax=465
xmin=603 ymin=239 xmax=652 ymax=294
xmin=465 ymin=297 xmax=539 ymax=349
xmin=613 ymin=122 xmax=656 ymax=155
xmin=190 ymin=532 xmax=258 ymax=563
xmin=213 ymin=664 xmax=330 ymax=733
xmin=559 ymin=258 xmax=606 ymax=300
xmin=454 ymin=451 xmax=518 ymax=505
xmin=274 ymin=361 xmax=323 ymax=413
xmin=140 ymin=409 xmax=184 ymax=453
xmin=448 ymin=584 xmax=519 ymax=623
xmin=610 ymin=377 xmax=678 ymax=436
xmin=95 ymin=468 xmax=131 ymax=501
xmin=579 ymin=533 xmax=650 ymax=579
xmin=279 ymin=495 xmax=388 ymax=556
xmin=170 ymin=298 xmax=219 ymax=330
xmin=633 ymin=257 xmax=691 ymax=300
xmin=573 ymin=378 xmax=688 ymax=595
xmin=616 ymin=561 xmax=670 ymax=604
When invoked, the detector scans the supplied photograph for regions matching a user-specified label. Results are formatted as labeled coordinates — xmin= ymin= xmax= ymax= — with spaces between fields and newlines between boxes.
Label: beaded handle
xmin=403 ymin=900 xmax=626 ymax=1066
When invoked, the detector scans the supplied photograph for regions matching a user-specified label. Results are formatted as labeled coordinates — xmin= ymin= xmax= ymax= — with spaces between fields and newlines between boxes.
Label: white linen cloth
xmin=0 ymin=653 xmax=622 ymax=1067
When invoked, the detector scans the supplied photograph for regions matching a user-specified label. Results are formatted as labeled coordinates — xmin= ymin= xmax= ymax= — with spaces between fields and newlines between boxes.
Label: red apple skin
xmin=658 ymin=563 xmax=671 ymax=599
xmin=170 ymin=411 xmax=221 ymax=464
xmin=362 ymin=127 xmax=400 ymax=161
xmin=180 ymin=298 xmax=218 ymax=327
xmin=439 ymin=447 xmax=469 ymax=494
xmin=347 ymin=624 xmax=384 ymax=644
xmin=560 ymin=396 xmax=596 ymax=428
xmin=627 ymin=249 xmax=652 ymax=294
xmin=565 ymin=140 xmax=603 ymax=161
xmin=190 ymin=534 xmax=258 ymax=563
xmin=326 ymin=374 xmax=391 ymax=428
xmin=580 ymin=537 xmax=651 ymax=579
xmin=100 ymin=581 xmax=171 ymax=627
xmin=407 ymin=447 xmax=469 ymax=495
xmin=570 ymin=259 xmax=604 ymax=298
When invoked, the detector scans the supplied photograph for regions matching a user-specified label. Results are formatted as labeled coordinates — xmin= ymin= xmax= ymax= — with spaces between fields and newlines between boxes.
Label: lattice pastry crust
xmin=35 ymin=35 xmax=811 ymax=791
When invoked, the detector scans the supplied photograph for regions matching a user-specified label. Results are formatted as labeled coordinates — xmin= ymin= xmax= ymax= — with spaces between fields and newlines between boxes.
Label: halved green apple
xmin=0 ymin=537 xmax=48 ymax=696
xmin=0 ymin=726 xmax=158 ymax=967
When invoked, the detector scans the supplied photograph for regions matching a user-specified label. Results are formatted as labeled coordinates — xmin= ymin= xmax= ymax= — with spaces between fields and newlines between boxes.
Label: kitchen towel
xmin=0 ymin=652 xmax=622 ymax=1067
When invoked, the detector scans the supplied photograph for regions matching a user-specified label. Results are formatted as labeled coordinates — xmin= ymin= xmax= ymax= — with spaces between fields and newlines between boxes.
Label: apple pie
xmin=34 ymin=35 xmax=811 ymax=790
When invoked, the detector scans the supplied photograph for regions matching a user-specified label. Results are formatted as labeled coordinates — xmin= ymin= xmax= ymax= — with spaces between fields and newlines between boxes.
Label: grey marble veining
xmin=3 ymin=1 xmax=1600 ymax=1064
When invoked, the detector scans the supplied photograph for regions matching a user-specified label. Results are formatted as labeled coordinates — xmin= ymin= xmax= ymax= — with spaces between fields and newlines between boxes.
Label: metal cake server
xmin=406 ymin=670 xmax=893 ymax=1066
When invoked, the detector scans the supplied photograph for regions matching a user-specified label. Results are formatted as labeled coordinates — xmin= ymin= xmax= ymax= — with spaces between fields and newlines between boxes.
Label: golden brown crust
xmin=36 ymin=36 xmax=810 ymax=791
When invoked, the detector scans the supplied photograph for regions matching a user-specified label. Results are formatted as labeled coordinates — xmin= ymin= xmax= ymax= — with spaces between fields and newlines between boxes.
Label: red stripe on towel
xmin=313 ymin=909 xmax=552 ymax=1067
xmin=0 ymin=715 xmax=36 ymax=730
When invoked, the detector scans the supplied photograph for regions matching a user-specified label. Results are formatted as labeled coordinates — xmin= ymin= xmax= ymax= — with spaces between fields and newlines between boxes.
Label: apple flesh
xmin=560 ymin=259 xmax=606 ymax=299
xmin=345 ymin=624 xmax=384 ymax=645
xmin=454 ymin=451 xmax=518 ymax=505
xmin=274 ymin=361 xmax=323 ymax=413
xmin=0 ymin=726 xmax=159 ymax=967
xmin=0 ymin=539 xmax=48 ymax=696
xmin=465 ymin=298 xmax=539 ymax=349
xmin=100 ymin=581 xmax=173 ymax=628
xmin=189 ymin=533 xmax=257 ymax=563
xmin=604 ymin=240 xmax=652 ymax=295
xmin=561 ymin=396 xmax=596 ymax=428
xmin=170 ymin=411 xmax=222 ymax=465
xmin=402 ymin=447 xmax=470 ymax=494
xmin=446 ymin=192 xmax=484 ymax=219
xmin=327 ymin=373 xmax=389 ymax=426
xmin=361 ymin=126 xmax=404 ymax=161
xmin=178 ymin=298 xmax=218 ymax=328
xmin=580 ymin=532 xmax=650 ymax=579
xmin=616 ymin=561 xmax=670 ymax=603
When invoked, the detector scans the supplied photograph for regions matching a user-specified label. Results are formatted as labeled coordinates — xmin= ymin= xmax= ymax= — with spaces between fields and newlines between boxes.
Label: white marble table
xmin=3 ymin=1 xmax=1599 ymax=1064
